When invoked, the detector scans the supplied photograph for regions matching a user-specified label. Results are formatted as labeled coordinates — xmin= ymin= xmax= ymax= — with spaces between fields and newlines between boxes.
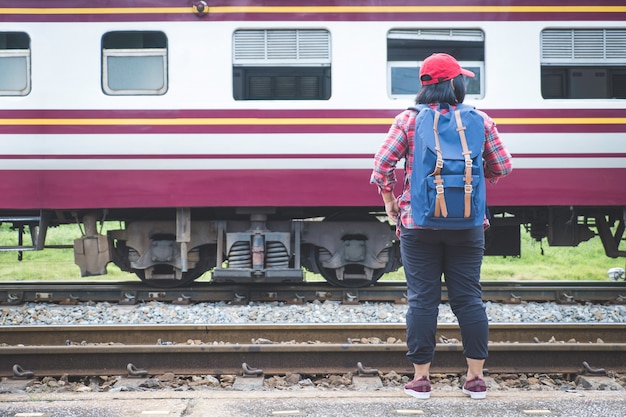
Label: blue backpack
xmin=409 ymin=103 xmax=486 ymax=229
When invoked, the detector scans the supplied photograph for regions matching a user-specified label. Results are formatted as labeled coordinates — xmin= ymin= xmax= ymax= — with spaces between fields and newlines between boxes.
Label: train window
xmin=541 ymin=29 xmax=626 ymax=99
xmin=387 ymin=29 xmax=485 ymax=100
xmin=0 ymin=32 xmax=30 ymax=96
xmin=232 ymin=29 xmax=331 ymax=100
xmin=102 ymin=31 xmax=167 ymax=95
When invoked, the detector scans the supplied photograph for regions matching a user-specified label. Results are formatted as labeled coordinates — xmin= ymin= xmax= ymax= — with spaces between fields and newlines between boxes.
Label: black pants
xmin=400 ymin=225 xmax=488 ymax=364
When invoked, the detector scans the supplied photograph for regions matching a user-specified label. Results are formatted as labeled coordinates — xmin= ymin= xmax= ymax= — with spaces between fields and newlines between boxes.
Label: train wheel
xmin=307 ymin=212 xmax=396 ymax=288
xmin=313 ymin=246 xmax=387 ymax=288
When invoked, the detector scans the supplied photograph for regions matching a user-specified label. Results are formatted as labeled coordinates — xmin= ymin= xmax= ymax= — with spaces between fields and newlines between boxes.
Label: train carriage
xmin=0 ymin=0 xmax=625 ymax=287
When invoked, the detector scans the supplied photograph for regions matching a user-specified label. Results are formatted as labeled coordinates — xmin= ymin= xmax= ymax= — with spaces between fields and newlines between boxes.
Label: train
xmin=0 ymin=0 xmax=625 ymax=288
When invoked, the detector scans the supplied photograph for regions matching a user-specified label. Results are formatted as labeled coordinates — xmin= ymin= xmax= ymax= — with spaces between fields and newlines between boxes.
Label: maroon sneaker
xmin=404 ymin=376 xmax=431 ymax=399
xmin=462 ymin=377 xmax=487 ymax=399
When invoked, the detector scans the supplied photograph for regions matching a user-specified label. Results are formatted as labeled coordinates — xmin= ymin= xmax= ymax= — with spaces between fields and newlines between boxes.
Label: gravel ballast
xmin=1 ymin=300 xmax=625 ymax=326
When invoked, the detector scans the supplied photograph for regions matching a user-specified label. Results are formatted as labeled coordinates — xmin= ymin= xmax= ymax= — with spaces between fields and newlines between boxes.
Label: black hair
xmin=415 ymin=75 xmax=467 ymax=105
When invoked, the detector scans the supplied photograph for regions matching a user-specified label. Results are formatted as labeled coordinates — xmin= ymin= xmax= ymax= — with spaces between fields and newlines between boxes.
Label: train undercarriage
xmin=75 ymin=207 xmax=400 ymax=288
xmin=1 ymin=205 xmax=625 ymax=288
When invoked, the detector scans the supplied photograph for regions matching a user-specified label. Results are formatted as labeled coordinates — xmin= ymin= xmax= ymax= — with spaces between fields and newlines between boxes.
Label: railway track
xmin=1 ymin=281 xmax=624 ymax=383
xmin=1 ymin=280 xmax=625 ymax=305
xmin=1 ymin=323 xmax=625 ymax=378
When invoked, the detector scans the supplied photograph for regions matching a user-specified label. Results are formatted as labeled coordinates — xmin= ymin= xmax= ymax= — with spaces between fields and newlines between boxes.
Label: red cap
xmin=419 ymin=53 xmax=475 ymax=86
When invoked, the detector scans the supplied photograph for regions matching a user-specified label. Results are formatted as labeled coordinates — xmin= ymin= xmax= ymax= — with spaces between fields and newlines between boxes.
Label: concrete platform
xmin=0 ymin=389 xmax=624 ymax=417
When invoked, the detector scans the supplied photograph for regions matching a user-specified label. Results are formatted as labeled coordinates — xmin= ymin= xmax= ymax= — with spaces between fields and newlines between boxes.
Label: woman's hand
xmin=381 ymin=191 xmax=399 ymax=222
xmin=385 ymin=199 xmax=399 ymax=222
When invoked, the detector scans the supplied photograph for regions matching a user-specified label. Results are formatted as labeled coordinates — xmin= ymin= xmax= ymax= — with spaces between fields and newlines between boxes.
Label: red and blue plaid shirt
xmin=371 ymin=105 xmax=513 ymax=235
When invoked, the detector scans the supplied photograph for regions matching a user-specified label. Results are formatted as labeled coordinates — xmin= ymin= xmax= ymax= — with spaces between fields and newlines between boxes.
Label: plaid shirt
xmin=371 ymin=105 xmax=513 ymax=235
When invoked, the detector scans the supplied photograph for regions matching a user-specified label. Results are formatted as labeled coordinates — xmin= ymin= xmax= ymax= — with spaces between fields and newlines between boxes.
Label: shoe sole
xmin=404 ymin=388 xmax=430 ymax=399
xmin=462 ymin=387 xmax=487 ymax=399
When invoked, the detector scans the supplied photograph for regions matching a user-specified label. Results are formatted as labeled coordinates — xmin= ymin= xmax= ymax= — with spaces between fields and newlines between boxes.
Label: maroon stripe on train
xmin=0 ymin=0 xmax=613 ymax=7
xmin=0 ymin=0 xmax=621 ymax=23
xmin=1 ymin=168 xmax=625 ymax=209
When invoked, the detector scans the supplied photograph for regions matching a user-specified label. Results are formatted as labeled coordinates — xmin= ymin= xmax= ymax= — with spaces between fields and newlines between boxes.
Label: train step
xmin=0 ymin=214 xmax=48 ymax=252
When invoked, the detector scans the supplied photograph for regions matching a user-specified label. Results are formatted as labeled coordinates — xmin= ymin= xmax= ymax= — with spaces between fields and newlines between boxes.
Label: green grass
xmin=0 ymin=222 xmax=133 ymax=281
xmin=383 ymin=231 xmax=622 ymax=282
xmin=0 ymin=223 xmax=622 ymax=282
xmin=481 ymin=233 xmax=621 ymax=281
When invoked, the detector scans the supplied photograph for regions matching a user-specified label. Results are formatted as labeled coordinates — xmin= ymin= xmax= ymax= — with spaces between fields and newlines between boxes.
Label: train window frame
xmin=101 ymin=31 xmax=168 ymax=96
xmin=0 ymin=32 xmax=31 ymax=96
xmin=540 ymin=28 xmax=626 ymax=99
xmin=387 ymin=28 xmax=485 ymax=100
xmin=387 ymin=60 xmax=484 ymax=100
xmin=232 ymin=29 xmax=331 ymax=101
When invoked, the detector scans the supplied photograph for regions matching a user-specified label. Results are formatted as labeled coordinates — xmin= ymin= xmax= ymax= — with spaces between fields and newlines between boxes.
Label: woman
xmin=370 ymin=53 xmax=512 ymax=400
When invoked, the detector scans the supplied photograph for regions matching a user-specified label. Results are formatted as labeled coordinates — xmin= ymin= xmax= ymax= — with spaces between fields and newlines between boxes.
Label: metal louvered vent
xmin=387 ymin=29 xmax=484 ymax=42
xmin=233 ymin=29 xmax=330 ymax=65
xmin=541 ymin=29 xmax=626 ymax=63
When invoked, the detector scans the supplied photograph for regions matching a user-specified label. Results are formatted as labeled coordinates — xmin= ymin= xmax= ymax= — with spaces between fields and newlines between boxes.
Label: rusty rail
xmin=1 ymin=280 xmax=625 ymax=305
xmin=0 ymin=323 xmax=624 ymax=346
xmin=1 ymin=342 xmax=624 ymax=378
xmin=1 ymin=323 xmax=624 ymax=378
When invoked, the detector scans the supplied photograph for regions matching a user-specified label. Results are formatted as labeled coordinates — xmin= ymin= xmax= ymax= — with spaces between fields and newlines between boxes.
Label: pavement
xmin=0 ymin=388 xmax=624 ymax=417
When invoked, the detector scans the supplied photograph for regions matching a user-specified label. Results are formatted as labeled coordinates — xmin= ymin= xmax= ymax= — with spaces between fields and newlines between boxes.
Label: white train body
xmin=0 ymin=1 xmax=624 ymax=286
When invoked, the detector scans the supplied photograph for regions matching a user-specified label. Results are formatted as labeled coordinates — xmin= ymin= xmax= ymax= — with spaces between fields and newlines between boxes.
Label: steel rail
xmin=0 ymin=323 xmax=624 ymax=346
xmin=1 ymin=342 xmax=624 ymax=378
xmin=1 ymin=280 xmax=625 ymax=305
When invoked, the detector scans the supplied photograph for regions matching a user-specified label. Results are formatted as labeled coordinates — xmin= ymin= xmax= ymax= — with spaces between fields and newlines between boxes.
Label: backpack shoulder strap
xmin=432 ymin=110 xmax=448 ymax=218
xmin=453 ymin=108 xmax=475 ymax=218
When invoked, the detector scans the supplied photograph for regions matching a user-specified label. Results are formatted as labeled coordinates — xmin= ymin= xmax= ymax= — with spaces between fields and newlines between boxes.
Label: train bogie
xmin=70 ymin=208 xmax=399 ymax=288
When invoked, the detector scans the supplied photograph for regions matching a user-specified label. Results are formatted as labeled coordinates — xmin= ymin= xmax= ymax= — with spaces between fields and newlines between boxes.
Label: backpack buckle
xmin=464 ymin=184 xmax=473 ymax=193
xmin=436 ymin=159 xmax=444 ymax=169
xmin=465 ymin=159 xmax=472 ymax=168
xmin=436 ymin=184 xmax=445 ymax=194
